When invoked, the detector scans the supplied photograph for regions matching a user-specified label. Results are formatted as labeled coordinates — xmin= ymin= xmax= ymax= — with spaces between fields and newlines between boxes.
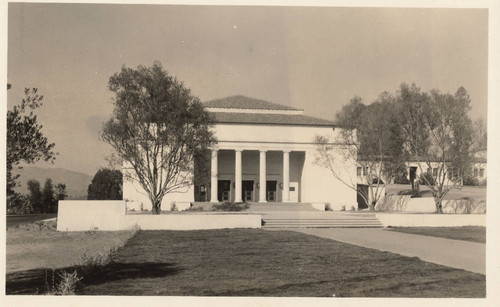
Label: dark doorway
xmin=242 ymin=180 xmax=254 ymax=202
xmin=266 ymin=180 xmax=277 ymax=202
xmin=409 ymin=167 xmax=417 ymax=183
xmin=218 ymin=180 xmax=231 ymax=202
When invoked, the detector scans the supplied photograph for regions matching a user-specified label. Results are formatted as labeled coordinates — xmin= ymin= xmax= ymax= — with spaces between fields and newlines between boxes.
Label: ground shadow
xmin=82 ymin=262 xmax=183 ymax=286
xmin=6 ymin=262 xmax=182 ymax=295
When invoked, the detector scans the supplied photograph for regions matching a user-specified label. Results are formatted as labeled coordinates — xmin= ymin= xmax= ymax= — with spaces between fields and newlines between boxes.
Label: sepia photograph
xmin=2 ymin=0 xmax=498 ymax=305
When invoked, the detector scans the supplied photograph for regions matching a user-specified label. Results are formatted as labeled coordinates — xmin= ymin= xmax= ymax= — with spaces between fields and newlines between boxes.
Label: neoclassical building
xmin=123 ymin=95 xmax=358 ymax=210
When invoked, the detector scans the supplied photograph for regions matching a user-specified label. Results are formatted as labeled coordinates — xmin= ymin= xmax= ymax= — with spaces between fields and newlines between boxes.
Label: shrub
xmin=79 ymin=248 xmax=116 ymax=276
xmin=419 ymin=173 xmax=435 ymax=186
xmin=170 ymin=202 xmax=177 ymax=211
xmin=45 ymin=269 xmax=82 ymax=295
xmin=325 ymin=203 xmax=332 ymax=211
xmin=212 ymin=202 xmax=250 ymax=212
xmin=394 ymin=173 xmax=410 ymax=184
xmin=463 ymin=176 xmax=479 ymax=186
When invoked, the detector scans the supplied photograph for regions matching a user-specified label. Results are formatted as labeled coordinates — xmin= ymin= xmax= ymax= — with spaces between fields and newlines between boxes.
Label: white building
xmin=123 ymin=95 xmax=358 ymax=211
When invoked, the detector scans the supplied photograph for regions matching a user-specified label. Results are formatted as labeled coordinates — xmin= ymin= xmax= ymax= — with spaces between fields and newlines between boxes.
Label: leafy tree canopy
xmin=87 ymin=168 xmax=123 ymax=200
xmin=7 ymin=87 xmax=57 ymax=207
xmin=101 ymin=62 xmax=215 ymax=214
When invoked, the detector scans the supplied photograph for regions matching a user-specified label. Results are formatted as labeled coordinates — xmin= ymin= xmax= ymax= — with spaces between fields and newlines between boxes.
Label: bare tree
xmin=101 ymin=62 xmax=215 ymax=214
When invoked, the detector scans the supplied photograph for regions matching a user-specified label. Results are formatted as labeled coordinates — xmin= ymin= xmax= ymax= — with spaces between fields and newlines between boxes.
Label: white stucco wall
xmin=301 ymin=147 xmax=357 ymax=210
xmin=57 ymin=200 xmax=261 ymax=231
xmin=123 ymin=168 xmax=194 ymax=211
xmin=57 ymin=200 xmax=127 ymax=231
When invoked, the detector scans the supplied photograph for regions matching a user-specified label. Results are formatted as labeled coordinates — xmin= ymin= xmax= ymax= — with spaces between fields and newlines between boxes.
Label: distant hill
xmin=13 ymin=166 xmax=93 ymax=200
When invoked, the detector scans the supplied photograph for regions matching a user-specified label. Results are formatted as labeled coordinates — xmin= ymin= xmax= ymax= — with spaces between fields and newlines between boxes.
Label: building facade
xmin=123 ymin=96 xmax=358 ymax=211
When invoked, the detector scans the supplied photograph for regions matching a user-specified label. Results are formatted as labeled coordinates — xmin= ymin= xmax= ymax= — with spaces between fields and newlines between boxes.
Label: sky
xmin=7 ymin=3 xmax=489 ymax=176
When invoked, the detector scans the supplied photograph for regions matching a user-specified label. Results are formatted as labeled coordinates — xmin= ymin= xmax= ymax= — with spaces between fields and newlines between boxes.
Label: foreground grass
xmin=6 ymin=221 xmax=137 ymax=294
xmin=389 ymin=226 xmax=486 ymax=244
xmin=79 ymin=229 xmax=484 ymax=297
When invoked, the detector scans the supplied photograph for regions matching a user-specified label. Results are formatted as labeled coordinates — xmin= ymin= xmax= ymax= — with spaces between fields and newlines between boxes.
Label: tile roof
xmin=209 ymin=112 xmax=337 ymax=126
xmin=203 ymin=95 xmax=302 ymax=111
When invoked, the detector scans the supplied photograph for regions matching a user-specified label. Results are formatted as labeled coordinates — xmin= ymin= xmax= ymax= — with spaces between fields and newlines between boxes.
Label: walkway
xmin=270 ymin=228 xmax=485 ymax=275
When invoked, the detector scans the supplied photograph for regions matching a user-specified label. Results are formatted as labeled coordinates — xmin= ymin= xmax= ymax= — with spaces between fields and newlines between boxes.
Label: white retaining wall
xmin=377 ymin=195 xmax=486 ymax=214
xmin=376 ymin=213 xmax=486 ymax=227
xmin=57 ymin=200 xmax=261 ymax=231
xmin=57 ymin=201 xmax=126 ymax=231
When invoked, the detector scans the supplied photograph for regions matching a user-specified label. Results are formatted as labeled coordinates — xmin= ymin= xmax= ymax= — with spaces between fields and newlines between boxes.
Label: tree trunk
xmin=151 ymin=199 xmax=162 ymax=215
xmin=369 ymin=201 xmax=376 ymax=211
xmin=434 ymin=197 xmax=443 ymax=214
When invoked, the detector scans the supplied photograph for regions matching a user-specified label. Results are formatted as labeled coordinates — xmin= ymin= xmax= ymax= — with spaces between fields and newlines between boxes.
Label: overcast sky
xmin=7 ymin=3 xmax=488 ymax=175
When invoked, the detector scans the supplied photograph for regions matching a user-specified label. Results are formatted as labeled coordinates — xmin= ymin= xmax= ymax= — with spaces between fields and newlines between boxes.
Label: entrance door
xmin=266 ymin=180 xmax=277 ymax=202
xmin=242 ymin=180 xmax=254 ymax=202
xmin=289 ymin=182 xmax=299 ymax=202
xmin=218 ymin=180 xmax=231 ymax=202
xmin=409 ymin=167 xmax=417 ymax=183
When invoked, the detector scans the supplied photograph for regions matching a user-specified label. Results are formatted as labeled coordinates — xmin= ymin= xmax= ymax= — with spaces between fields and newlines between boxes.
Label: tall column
xmin=282 ymin=150 xmax=290 ymax=202
xmin=210 ymin=149 xmax=218 ymax=202
xmin=259 ymin=150 xmax=267 ymax=203
xmin=234 ymin=149 xmax=243 ymax=203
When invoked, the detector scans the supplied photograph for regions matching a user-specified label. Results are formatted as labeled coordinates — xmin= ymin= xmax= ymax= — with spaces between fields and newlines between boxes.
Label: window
xmin=363 ymin=167 xmax=368 ymax=176
xmin=474 ymin=168 xmax=478 ymax=177
xmin=427 ymin=167 xmax=432 ymax=175
xmin=479 ymin=169 xmax=484 ymax=177
xmin=433 ymin=168 xmax=438 ymax=177
xmin=357 ymin=167 xmax=362 ymax=176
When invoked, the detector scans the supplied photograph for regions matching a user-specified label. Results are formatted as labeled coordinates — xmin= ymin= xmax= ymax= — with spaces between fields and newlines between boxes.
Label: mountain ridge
xmin=13 ymin=166 xmax=94 ymax=200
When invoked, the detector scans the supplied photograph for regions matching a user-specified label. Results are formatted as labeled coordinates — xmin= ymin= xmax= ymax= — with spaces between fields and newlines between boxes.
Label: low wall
xmin=57 ymin=200 xmax=261 ymax=231
xmin=126 ymin=214 xmax=261 ymax=230
xmin=126 ymin=201 xmax=191 ymax=212
xmin=57 ymin=200 xmax=127 ymax=231
xmin=376 ymin=213 xmax=486 ymax=227
xmin=377 ymin=195 xmax=486 ymax=214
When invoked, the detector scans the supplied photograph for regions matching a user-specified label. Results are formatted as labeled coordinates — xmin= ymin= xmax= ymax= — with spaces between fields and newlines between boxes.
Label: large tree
xmin=87 ymin=168 xmax=123 ymax=200
xmin=7 ymin=87 xmax=57 ymax=210
xmin=27 ymin=179 xmax=42 ymax=213
xmin=315 ymin=94 xmax=406 ymax=210
xmin=397 ymin=83 xmax=475 ymax=213
xmin=101 ymin=62 xmax=215 ymax=214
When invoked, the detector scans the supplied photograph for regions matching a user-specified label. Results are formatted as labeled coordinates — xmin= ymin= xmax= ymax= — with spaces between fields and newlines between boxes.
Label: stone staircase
xmin=190 ymin=202 xmax=384 ymax=228
xmin=260 ymin=212 xmax=384 ymax=228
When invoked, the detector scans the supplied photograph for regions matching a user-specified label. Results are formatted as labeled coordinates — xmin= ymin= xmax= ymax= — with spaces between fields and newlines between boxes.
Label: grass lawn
xmin=6 ymin=220 xmax=137 ymax=294
xmin=389 ymin=226 xmax=486 ymax=244
xmin=78 ymin=229 xmax=485 ymax=297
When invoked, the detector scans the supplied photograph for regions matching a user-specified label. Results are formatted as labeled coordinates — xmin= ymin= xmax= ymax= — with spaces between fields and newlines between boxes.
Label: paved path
xmin=269 ymin=228 xmax=485 ymax=275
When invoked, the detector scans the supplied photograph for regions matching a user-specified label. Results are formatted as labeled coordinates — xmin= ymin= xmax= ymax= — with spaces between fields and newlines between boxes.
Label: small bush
xmin=394 ymin=174 xmax=410 ymax=185
xmin=79 ymin=248 xmax=115 ymax=276
xmin=170 ymin=202 xmax=177 ymax=211
xmin=45 ymin=269 xmax=82 ymax=295
xmin=325 ymin=203 xmax=332 ymax=211
xmin=186 ymin=206 xmax=204 ymax=212
xmin=212 ymin=202 xmax=250 ymax=212
xmin=419 ymin=173 xmax=435 ymax=186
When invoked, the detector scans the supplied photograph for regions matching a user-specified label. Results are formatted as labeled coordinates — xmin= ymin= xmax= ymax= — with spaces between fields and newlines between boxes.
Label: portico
xmin=209 ymin=148 xmax=296 ymax=203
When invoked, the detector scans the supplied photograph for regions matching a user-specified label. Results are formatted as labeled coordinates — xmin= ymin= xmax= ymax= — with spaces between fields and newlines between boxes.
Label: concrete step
xmin=262 ymin=216 xmax=384 ymax=228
